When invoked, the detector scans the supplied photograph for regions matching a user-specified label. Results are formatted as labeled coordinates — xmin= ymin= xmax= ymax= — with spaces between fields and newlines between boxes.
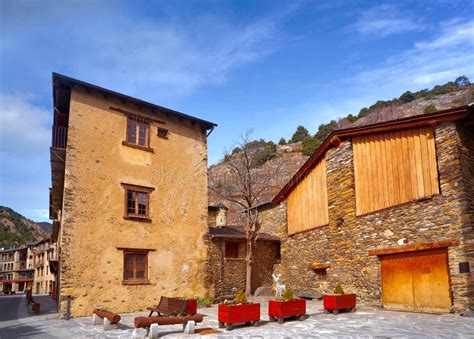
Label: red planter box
xmin=323 ymin=294 xmax=356 ymax=314
xmin=218 ymin=303 xmax=260 ymax=330
xmin=269 ymin=299 xmax=306 ymax=323
xmin=185 ymin=299 xmax=197 ymax=315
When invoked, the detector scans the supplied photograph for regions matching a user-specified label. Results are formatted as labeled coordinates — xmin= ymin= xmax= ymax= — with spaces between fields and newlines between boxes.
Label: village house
xmin=259 ymin=105 xmax=473 ymax=313
xmin=206 ymin=203 xmax=280 ymax=298
xmin=0 ymin=246 xmax=34 ymax=294
xmin=49 ymin=73 xmax=217 ymax=317
xmin=31 ymin=239 xmax=57 ymax=296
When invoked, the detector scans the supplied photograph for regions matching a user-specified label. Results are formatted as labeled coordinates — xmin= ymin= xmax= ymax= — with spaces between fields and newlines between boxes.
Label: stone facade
xmin=206 ymin=236 xmax=279 ymax=297
xmin=269 ymin=121 xmax=473 ymax=312
xmin=206 ymin=204 xmax=280 ymax=297
xmin=55 ymin=85 xmax=212 ymax=317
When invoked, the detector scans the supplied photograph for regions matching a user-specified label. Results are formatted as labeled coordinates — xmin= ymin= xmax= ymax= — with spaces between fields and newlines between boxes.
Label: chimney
xmin=215 ymin=204 xmax=228 ymax=228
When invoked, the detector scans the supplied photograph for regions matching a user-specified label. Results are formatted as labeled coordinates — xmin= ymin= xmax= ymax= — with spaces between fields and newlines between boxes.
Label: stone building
xmin=261 ymin=105 xmax=473 ymax=313
xmin=206 ymin=203 xmax=280 ymax=297
xmin=0 ymin=244 xmax=35 ymax=294
xmin=49 ymin=73 xmax=216 ymax=317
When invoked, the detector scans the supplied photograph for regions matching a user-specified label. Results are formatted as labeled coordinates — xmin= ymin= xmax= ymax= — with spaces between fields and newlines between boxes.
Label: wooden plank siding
xmin=353 ymin=127 xmax=439 ymax=215
xmin=287 ymin=157 xmax=328 ymax=234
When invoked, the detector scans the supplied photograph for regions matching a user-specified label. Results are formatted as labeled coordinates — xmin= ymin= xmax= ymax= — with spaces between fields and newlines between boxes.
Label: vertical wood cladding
xmin=353 ymin=127 xmax=439 ymax=215
xmin=287 ymin=157 xmax=328 ymax=234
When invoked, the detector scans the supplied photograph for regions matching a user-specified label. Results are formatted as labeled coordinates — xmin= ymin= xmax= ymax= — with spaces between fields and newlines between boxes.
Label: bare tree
xmin=209 ymin=130 xmax=282 ymax=296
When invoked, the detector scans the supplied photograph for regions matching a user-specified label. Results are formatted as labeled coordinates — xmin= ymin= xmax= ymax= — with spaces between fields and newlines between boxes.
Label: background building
xmin=31 ymin=239 xmax=57 ymax=295
xmin=206 ymin=203 xmax=280 ymax=297
xmin=0 ymin=244 xmax=36 ymax=294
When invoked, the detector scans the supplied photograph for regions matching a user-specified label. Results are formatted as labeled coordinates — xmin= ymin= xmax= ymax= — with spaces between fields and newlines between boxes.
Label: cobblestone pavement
xmin=3 ymin=296 xmax=472 ymax=338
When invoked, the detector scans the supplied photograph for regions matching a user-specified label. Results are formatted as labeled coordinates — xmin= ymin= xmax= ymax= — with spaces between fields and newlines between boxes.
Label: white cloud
xmin=353 ymin=4 xmax=423 ymax=37
xmin=415 ymin=19 xmax=474 ymax=50
xmin=292 ymin=19 xmax=474 ymax=132
xmin=0 ymin=94 xmax=50 ymax=156
xmin=0 ymin=95 xmax=51 ymax=219
xmin=1 ymin=3 xmax=295 ymax=98
xmin=22 ymin=209 xmax=49 ymax=222
xmin=353 ymin=20 xmax=474 ymax=88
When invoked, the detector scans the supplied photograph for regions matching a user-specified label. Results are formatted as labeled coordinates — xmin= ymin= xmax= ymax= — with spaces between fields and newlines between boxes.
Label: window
xmin=275 ymin=243 xmax=281 ymax=261
xmin=125 ymin=116 xmax=151 ymax=149
xmin=122 ymin=184 xmax=154 ymax=220
xmin=157 ymin=127 xmax=169 ymax=138
xmin=225 ymin=242 xmax=241 ymax=259
xmin=122 ymin=250 xmax=149 ymax=284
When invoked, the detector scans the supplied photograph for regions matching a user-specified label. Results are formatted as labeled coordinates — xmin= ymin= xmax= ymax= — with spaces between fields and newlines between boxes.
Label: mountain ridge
xmin=0 ymin=206 xmax=50 ymax=249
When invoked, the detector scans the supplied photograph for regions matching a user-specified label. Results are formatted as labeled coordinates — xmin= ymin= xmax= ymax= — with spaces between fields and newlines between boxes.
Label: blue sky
xmin=1 ymin=0 xmax=473 ymax=222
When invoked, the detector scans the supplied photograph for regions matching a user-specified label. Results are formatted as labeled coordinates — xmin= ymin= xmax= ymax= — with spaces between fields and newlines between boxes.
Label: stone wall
xmin=272 ymin=121 xmax=473 ymax=312
xmin=58 ymin=88 xmax=210 ymax=317
xmin=207 ymin=237 xmax=279 ymax=297
xmin=456 ymin=121 xmax=474 ymax=311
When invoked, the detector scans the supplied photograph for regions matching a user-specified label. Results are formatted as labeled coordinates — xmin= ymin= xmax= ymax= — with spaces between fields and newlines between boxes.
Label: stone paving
xmin=4 ymin=296 xmax=472 ymax=338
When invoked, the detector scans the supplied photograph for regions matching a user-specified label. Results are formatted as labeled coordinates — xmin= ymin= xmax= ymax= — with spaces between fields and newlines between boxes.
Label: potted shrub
xmin=269 ymin=287 xmax=306 ymax=324
xmin=196 ymin=296 xmax=213 ymax=308
xmin=323 ymin=283 xmax=356 ymax=315
xmin=218 ymin=291 xmax=260 ymax=331
xmin=185 ymin=298 xmax=198 ymax=315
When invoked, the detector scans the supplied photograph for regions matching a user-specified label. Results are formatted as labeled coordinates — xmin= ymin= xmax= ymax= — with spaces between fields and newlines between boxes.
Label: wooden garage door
xmin=381 ymin=249 xmax=451 ymax=313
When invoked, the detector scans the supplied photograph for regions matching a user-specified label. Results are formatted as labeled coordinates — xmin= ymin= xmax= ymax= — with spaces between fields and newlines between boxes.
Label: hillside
xmin=37 ymin=222 xmax=53 ymax=233
xmin=0 ymin=206 xmax=49 ymax=249
xmin=209 ymin=143 xmax=309 ymax=224
xmin=209 ymin=78 xmax=473 ymax=225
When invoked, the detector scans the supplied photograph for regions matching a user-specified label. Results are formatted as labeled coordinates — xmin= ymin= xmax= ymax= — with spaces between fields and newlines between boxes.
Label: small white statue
xmin=272 ymin=273 xmax=286 ymax=298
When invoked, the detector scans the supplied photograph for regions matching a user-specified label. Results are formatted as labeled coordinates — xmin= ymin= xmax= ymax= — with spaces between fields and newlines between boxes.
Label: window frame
xmin=157 ymin=127 xmax=169 ymax=139
xmin=121 ymin=183 xmax=155 ymax=221
xmin=123 ymin=115 xmax=154 ymax=152
xmin=224 ymin=241 xmax=242 ymax=259
xmin=119 ymin=248 xmax=152 ymax=285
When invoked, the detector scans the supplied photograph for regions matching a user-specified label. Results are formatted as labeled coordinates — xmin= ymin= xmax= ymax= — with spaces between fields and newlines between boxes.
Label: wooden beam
xmin=308 ymin=263 xmax=331 ymax=270
xmin=368 ymin=239 xmax=460 ymax=256
xmin=116 ymin=247 xmax=156 ymax=252
xmin=109 ymin=106 xmax=166 ymax=124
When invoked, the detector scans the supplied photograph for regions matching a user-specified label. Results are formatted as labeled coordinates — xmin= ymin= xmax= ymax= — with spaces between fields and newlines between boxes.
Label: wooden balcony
xmin=52 ymin=126 xmax=68 ymax=149
xmin=50 ymin=125 xmax=67 ymax=227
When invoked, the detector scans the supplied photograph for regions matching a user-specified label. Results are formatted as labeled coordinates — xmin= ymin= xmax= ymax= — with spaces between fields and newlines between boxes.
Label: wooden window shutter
xmin=353 ymin=126 xmax=439 ymax=215
xmin=225 ymin=242 xmax=240 ymax=258
xmin=287 ymin=157 xmax=329 ymax=235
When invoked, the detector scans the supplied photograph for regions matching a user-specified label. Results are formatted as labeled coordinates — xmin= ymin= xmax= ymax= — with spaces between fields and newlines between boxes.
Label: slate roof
xmin=53 ymin=72 xmax=217 ymax=130
xmin=208 ymin=226 xmax=279 ymax=242
xmin=273 ymin=104 xmax=473 ymax=204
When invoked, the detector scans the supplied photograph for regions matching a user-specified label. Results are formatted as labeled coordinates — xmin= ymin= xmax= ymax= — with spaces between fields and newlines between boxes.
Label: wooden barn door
xmin=381 ymin=249 xmax=451 ymax=313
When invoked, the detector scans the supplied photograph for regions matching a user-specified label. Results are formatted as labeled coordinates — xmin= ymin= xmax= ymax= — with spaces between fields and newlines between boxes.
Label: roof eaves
xmin=272 ymin=104 xmax=473 ymax=204
xmin=52 ymin=72 xmax=217 ymax=129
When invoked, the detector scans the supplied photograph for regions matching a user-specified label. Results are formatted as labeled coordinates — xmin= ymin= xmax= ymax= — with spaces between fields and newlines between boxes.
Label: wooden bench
xmin=146 ymin=296 xmax=188 ymax=317
xmin=135 ymin=314 xmax=204 ymax=328
xmin=92 ymin=308 xmax=121 ymax=330
xmin=136 ymin=296 xmax=204 ymax=333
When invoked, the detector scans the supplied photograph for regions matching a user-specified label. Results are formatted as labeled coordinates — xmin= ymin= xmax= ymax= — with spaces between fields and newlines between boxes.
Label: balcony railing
xmin=52 ymin=126 xmax=68 ymax=149
xmin=13 ymin=263 xmax=26 ymax=270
